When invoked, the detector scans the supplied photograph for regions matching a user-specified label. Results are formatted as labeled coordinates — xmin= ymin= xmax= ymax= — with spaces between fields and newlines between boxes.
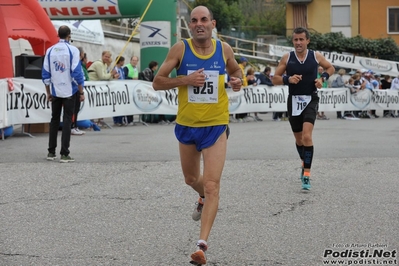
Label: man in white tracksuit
xmin=42 ymin=25 xmax=85 ymax=163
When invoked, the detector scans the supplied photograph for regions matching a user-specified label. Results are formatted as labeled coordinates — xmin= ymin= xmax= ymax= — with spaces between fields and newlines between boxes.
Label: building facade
xmin=285 ymin=0 xmax=399 ymax=45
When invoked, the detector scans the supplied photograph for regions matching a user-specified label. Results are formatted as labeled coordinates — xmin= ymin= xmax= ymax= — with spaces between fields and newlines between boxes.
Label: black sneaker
xmin=47 ymin=153 xmax=57 ymax=161
xmin=60 ymin=155 xmax=75 ymax=163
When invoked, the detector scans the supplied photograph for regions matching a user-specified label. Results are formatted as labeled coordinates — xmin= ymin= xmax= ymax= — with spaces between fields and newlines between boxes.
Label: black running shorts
xmin=287 ymin=94 xmax=319 ymax=133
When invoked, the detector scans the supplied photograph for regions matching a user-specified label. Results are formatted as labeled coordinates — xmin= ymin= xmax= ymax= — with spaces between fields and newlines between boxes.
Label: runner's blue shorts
xmin=175 ymin=124 xmax=230 ymax=151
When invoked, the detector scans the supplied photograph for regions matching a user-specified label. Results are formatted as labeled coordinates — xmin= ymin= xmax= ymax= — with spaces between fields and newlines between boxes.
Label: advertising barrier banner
xmin=1 ymin=78 xmax=399 ymax=128
xmin=269 ymin=44 xmax=399 ymax=78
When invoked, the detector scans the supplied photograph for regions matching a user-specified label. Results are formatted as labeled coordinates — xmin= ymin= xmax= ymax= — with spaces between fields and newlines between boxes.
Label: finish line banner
xmin=1 ymin=78 xmax=399 ymax=128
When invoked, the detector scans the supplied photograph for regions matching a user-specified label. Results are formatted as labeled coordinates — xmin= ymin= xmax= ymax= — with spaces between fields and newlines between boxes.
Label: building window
xmin=331 ymin=5 xmax=350 ymax=27
xmin=388 ymin=8 xmax=399 ymax=33
xmin=293 ymin=4 xmax=307 ymax=28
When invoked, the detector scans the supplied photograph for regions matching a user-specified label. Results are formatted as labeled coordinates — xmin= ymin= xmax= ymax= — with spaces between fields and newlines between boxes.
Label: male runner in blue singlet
xmin=272 ymin=27 xmax=335 ymax=190
xmin=152 ymin=5 xmax=243 ymax=265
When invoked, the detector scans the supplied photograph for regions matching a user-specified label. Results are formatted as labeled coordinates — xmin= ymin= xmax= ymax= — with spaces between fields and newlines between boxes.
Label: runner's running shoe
xmin=190 ymin=241 xmax=208 ymax=265
xmin=301 ymin=174 xmax=311 ymax=190
xmin=192 ymin=197 xmax=204 ymax=221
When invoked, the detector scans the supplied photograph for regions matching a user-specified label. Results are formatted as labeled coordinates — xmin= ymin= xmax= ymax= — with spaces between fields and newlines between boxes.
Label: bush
xmin=289 ymin=32 xmax=399 ymax=60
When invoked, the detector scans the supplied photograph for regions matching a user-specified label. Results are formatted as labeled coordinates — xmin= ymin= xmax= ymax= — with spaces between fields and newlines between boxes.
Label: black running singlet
xmin=286 ymin=49 xmax=319 ymax=96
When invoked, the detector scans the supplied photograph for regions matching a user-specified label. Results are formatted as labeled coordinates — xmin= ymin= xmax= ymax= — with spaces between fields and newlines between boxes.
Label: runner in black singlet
xmin=272 ymin=27 xmax=335 ymax=190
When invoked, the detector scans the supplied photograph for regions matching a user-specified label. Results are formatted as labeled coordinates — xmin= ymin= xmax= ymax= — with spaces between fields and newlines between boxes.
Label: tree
xmin=190 ymin=0 xmax=286 ymax=37
xmin=192 ymin=0 xmax=244 ymax=32
xmin=237 ymin=0 xmax=286 ymax=36
xmin=306 ymin=32 xmax=399 ymax=60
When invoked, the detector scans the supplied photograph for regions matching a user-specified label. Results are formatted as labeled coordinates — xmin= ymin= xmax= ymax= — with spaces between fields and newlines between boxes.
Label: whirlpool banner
xmin=1 ymin=78 xmax=399 ymax=128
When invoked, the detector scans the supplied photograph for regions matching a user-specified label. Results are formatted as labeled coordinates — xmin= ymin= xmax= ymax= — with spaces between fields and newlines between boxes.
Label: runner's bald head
xmin=191 ymin=5 xmax=213 ymax=20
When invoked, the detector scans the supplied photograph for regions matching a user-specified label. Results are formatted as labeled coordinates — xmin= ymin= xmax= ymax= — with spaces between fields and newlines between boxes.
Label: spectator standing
xmin=374 ymin=74 xmax=382 ymax=89
xmin=42 ymin=25 xmax=85 ymax=162
xmin=343 ymin=77 xmax=361 ymax=118
xmin=81 ymin=52 xmax=89 ymax=81
xmin=246 ymin=68 xmax=262 ymax=121
xmin=390 ymin=75 xmax=399 ymax=117
xmin=246 ymin=67 xmax=257 ymax=85
xmin=369 ymin=72 xmax=380 ymax=118
xmin=345 ymin=77 xmax=358 ymax=93
xmin=114 ymin=56 xmax=126 ymax=79
xmin=371 ymin=73 xmax=383 ymax=117
xmin=353 ymin=72 xmax=366 ymax=91
xmin=139 ymin=60 xmax=158 ymax=82
xmin=139 ymin=60 xmax=168 ymax=124
xmin=87 ymin=51 xmax=119 ymax=81
xmin=351 ymin=72 xmax=365 ymax=118
xmin=236 ymin=57 xmax=249 ymax=121
xmin=152 ymin=5 xmax=243 ymax=265
xmin=331 ymin=68 xmax=347 ymax=88
xmin=272 ymin=27 xmax=335 ymax=190
xmin=363 ymin=71 xmax=379 ymax=118
xmin=331 ymin=68 xmax=347 ymax=119
xmin=390 ymin=74 xmax=399 ymax=89
xmin=353 ymin=73 xmax=362 ymax=87
xmin=256 ymin=66 xmax=273 ymax=86
xmin=238 ymin=57 xmax=248 ymax=86
xmin=88 ymin=51 xmax=119 ymax=127
xmin=258 ymin=66 xmax=283 ymax=121
xmin=123 ymin=56 xmax=139 ymax=125
xmin=70 ymin=47 xmax=88 ymax=136
xmin=381 ymin=75 xmax=393 ymax=117
xmin=113 ymin=56 xmax=126 ymax=126
xmin=123 ymin=56 xmax=140 ymax=80
xmin=316 ymin=66 xmax=329 ymax=120
xmin=225 ymin=73 xmax=238 ymax=123
xmin=381 ymin=75 xmax=392 ymax=90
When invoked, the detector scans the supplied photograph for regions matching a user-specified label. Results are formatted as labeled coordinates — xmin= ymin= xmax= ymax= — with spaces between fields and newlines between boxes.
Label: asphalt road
xmin=1 ymin=112 xmax=398 ymax=266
